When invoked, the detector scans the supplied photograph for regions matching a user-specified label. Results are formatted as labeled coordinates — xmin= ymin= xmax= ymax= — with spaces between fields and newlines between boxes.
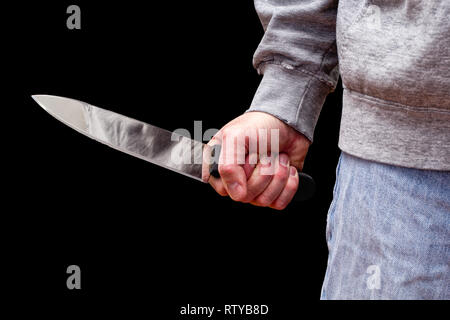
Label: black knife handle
xmin=208 ymin=146 xmax=315 ymax=202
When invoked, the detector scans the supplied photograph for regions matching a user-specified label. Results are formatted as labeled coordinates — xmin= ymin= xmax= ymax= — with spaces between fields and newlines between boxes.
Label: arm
xmin=249 ymin=0 xmax=339 ymax=142
xmin=206 ymin=0 xmax=339 ymax=209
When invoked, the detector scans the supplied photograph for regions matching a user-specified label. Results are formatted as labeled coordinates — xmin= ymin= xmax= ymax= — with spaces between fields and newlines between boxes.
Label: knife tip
xmin=31 ymin=94 xmax=49 ymax=111
xmin=31 ymin=94 xmax=52 ymax=106
xmin=31 ymin=94 xmax=43 ymax=102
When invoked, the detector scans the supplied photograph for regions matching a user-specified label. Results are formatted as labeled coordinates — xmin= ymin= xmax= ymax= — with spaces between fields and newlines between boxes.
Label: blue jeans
xmin=321 ymin=152 xmax=450 ymax=299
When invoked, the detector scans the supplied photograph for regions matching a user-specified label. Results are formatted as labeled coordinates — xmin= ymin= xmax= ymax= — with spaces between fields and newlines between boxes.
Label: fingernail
xmin=290 ymin=167 xmax=297 ymax=176
xmin=279 ymin=154 xmax=289 ymax=167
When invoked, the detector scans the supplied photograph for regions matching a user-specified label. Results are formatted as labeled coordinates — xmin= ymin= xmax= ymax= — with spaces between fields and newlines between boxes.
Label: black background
xmin=3 ymin=0 xmax=354 ymax=316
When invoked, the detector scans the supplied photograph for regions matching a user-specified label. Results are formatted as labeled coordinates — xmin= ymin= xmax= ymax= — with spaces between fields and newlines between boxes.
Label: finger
xmin=242 ymin=156 xmax=275 ymax=203
xmin=209 ymin=176 xmax=229 ymax=196
xmin=251 ymin=153 xmax=290 ymax=207
xmin=270 ymin=166 xmax=299 ymax=210
xmin=218 ymin=129 xmax=248 ymax=201
xmin=209 ymin=153 xmax=254 ymax=197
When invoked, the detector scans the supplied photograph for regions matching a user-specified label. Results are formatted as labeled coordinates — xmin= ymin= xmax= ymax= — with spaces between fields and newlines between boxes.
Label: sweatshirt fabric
xmin=248 ymin=0 xmax=450 ymax=170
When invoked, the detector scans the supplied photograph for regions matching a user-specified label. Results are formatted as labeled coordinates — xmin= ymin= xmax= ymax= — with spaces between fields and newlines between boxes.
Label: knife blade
xmin=32 ymin=95 xmax=315 ymax=201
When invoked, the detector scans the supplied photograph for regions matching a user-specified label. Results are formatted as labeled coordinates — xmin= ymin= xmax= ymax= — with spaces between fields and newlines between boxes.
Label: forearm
xmin=248 ymin=0 xmax=339 ymax=142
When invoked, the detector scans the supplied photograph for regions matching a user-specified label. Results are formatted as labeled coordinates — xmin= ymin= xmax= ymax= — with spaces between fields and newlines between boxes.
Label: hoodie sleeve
xmin=248 ymin=0 xmax=339 ymax=142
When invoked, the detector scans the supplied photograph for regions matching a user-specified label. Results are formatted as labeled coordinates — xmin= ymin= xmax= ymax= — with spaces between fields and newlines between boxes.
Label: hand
xmin=203 ymin=111 xmax=311 ymax=210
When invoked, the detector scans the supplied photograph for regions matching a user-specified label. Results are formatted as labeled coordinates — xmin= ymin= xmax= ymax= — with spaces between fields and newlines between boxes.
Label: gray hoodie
xmin=248 ymin=0 xmax=450 ymax=170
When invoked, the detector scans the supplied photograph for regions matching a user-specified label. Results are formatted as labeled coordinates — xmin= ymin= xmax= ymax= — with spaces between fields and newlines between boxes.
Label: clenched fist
xmin=203 ymin=111 xmax=311 ymax=210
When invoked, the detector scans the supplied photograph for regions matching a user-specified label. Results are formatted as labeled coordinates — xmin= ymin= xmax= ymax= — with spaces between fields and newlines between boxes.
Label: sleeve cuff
xmin=247 ymin=63 xmax=333 ymax=142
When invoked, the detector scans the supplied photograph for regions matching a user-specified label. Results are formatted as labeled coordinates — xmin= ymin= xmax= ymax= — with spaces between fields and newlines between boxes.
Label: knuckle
xmin=222 ymin=127 xmax=239 ymax=139
xmin=221 ymin=128 xmax=231 ymax=140
xmin=221 ymin=127 xmax=232 ymax=137
xmin=218 ymin=164 xmax=236 ymax=177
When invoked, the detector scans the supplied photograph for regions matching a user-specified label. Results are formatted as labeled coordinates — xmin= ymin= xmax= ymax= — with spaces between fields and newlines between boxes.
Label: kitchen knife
xmin=32 ymin=95 xmax=315 ymax=202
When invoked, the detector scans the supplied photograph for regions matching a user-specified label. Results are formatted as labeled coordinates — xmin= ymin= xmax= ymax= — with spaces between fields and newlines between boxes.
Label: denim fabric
xmin=321 ymin=152 xmax=450 ymax=300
